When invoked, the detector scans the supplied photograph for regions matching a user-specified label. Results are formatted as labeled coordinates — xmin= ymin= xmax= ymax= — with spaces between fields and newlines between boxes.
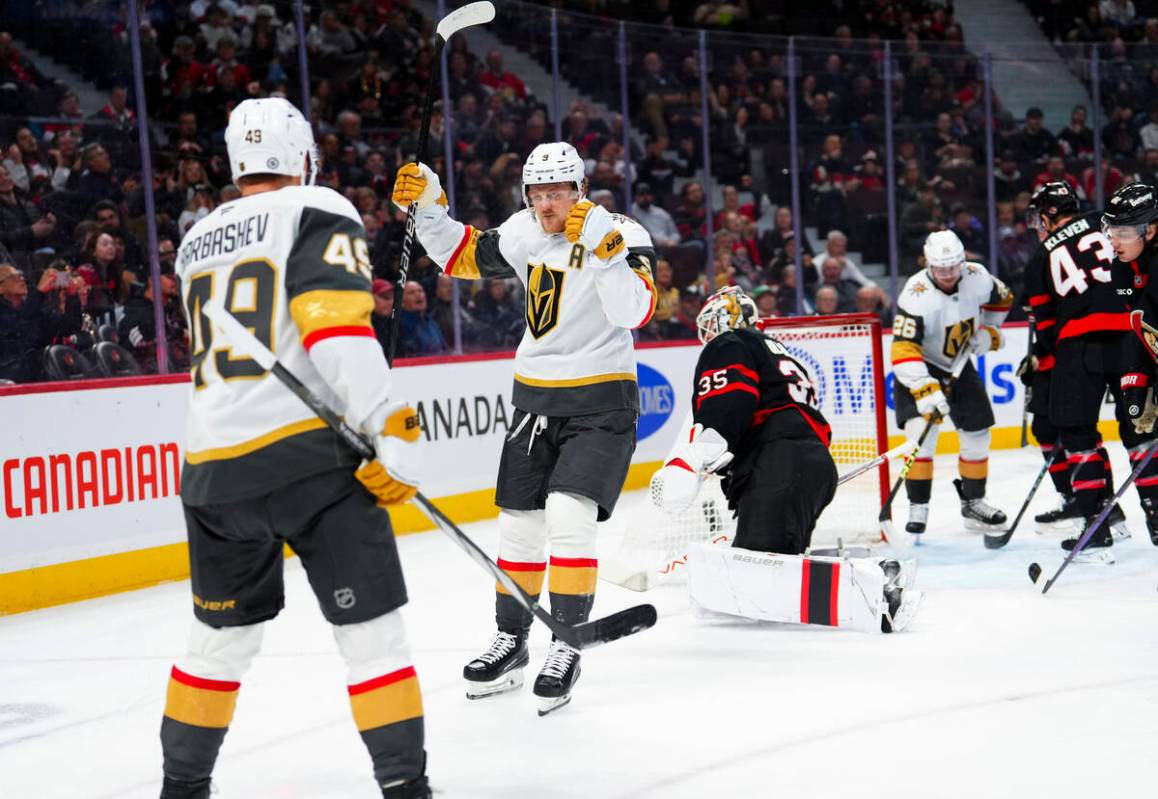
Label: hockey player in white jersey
xmin=162 ymin=99 xmax=429 ymax=798
xmin=392 ymin=143 xmax=657 ymax=715
xmin=891 ymin=230 xmax=1013 ymax=535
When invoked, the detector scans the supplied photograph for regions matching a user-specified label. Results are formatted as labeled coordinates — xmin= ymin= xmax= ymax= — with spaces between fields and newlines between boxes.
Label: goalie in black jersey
xmin=654 ymin=287 xmax=917 ymax=633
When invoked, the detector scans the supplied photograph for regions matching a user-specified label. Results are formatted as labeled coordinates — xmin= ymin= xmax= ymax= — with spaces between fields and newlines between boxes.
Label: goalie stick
xmin=387 ymin=0 xmax=495 ymax=366
xmin=606 ymin=440 xmax=918 ymax=592
xmin=1028 ymin=438 xmax=1158 ymax=594
xmin=202 ymin=298 xmax=656 ymax=649
xmin=983 ymin=455 xmax=1050 ymax=550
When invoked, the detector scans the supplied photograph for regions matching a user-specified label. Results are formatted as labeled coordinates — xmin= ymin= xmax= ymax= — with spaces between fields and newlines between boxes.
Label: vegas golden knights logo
xmin=526 ymin=263 xmax=565 ymax=339
xmin=943 ymin=317 xmax=976 ymax=359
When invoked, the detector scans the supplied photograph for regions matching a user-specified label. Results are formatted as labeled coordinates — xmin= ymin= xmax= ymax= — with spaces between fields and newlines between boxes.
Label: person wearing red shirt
xmin=478 ymin=50 xmax=526 ymax=99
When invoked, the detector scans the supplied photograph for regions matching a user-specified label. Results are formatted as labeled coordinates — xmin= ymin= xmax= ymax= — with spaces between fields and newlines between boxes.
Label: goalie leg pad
xmin=687 ymin=544 xmax=890 ymax=634
xmin=495 ymin=509 xmax=548 ymax=633
xmin=545 ymin=491 xmax=599 ymax=625
xmin=161 ymin=619 xmax=265 ymax=782
xmin=333 ymin=610 xmax=425 ymax=786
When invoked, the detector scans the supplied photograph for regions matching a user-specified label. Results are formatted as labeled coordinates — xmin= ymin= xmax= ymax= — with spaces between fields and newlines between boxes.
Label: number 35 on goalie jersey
xmin=176 ymin=186 xmax=383 ymax=503
xmin=692 ymin=326 xmax=831 ymax=457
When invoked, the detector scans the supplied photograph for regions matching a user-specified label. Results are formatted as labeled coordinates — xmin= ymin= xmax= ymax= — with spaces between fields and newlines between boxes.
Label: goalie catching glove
xmin=391 ymin=162 xmax=447 ymax=211
xmin=1121 ymin=372 xmax=1158 ymax=435
xmin=564 ymin=199 xmax=625 ymax=265
xmin=654 ymin=424 xmax=733 ymax=512
xmin=355 ymin=401 xmax=424 ymax=506
xmin=910 ymin=378 xmax=950 ymax=421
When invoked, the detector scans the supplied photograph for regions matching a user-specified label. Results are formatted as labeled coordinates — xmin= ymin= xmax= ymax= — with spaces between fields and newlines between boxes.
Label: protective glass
xmin=929 ymin=264 xmax=962 ymax=283
xmin=527 ymin=188 xmax=579 ymax=206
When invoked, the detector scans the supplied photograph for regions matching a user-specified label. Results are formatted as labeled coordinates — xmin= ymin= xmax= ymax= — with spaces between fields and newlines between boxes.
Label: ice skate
xmin=380 ymin=775 xmax=431 ymax=799
xmin=1062 ymin=519 xmax=1115 ymax=564
xmin=1034 ymin=494 xmax=1082 ymax=533
xmin=905 ymin=502 xmax=929 ymax=535
xmin=954 ymin=479 xmax=1007 ymax=531
xmin=160 ymin=777 xmax=212 ymax=799
xmin=463 ymin=631 xmax=528 ymax=699
xmin=533 ymin=639 xmax=581 ymax=716
xmin=1105 ymin=502 xmax=1131 ymax=540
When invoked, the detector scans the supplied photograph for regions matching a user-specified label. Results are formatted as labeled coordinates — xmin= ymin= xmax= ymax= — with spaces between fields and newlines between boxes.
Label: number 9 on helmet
xmin=224 ymin=98 xmax=318 ymax=185
xmin=696 ymin=286 xmax=758 ymax=344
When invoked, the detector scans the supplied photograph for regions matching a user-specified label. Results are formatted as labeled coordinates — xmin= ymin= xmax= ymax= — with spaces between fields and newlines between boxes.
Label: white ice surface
xmin=3 ymin=447 xmax=1158 ymax=799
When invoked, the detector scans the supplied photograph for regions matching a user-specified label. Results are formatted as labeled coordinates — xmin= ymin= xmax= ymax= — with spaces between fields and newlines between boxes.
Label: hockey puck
xmin=1028 ymin=563 xmax=1042 ymax=585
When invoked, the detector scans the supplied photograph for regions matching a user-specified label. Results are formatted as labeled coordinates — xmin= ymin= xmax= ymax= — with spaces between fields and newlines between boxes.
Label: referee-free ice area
xmin=3 ymin=446 xmax=1158 ymax=799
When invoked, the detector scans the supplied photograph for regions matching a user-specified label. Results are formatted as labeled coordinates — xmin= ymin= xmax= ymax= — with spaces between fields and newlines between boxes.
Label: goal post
xmin=602 ymin=313 xmax=891 ymax=590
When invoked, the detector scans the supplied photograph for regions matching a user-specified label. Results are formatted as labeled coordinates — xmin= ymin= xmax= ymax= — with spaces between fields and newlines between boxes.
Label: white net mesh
xmin=606 ymin=316 xmax=887 ymax=588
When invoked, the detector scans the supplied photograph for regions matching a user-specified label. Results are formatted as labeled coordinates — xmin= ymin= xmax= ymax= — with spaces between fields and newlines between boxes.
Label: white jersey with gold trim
xmin=890 ymin=262 xmax=1013 ymax=387
xmin=412 ymin=203 xmax=658 ymax=416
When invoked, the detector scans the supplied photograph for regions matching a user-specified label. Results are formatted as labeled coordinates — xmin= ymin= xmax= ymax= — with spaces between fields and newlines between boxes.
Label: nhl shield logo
xmin=334 ymin=587 xmax=356 ymax=610
xmin=526 ymin=263 xmax=565 ymax=339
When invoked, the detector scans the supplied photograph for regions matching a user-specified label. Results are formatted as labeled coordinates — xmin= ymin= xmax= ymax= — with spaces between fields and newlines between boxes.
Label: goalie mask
xmin=225 ymin=98 xmax=318 ymax=185
xmin=923 ymin=230 xmax=965 ymax=288
xmin=522 ymin=141 xmax=586 ymax=207
xmin=696 ymin=286 xmax=758 ymax=344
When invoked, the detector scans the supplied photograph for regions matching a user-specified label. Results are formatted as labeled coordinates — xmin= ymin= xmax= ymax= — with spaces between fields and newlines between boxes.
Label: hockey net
xmin=603 ymin=314 xmax=889 ymax=590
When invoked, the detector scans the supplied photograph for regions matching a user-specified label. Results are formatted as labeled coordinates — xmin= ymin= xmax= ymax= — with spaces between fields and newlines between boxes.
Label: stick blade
xmin=564 ymin=604 xmax=658 ymax=650
xmin=984 ymin=529 xmax=1013 ymax=550
xmin=436 ymin=1 xmax=495 ymax=40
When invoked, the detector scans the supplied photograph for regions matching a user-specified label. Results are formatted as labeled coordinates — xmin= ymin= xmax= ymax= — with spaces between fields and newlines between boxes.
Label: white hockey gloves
xmin=910 ymin=378 xmax=950 ymax=420
xmin=564 ymin=199 xmax=626 ymax=265
xmin=354 ymin=401 xmax=423 ymax=506
xmin=654 ymin=425 xmax=733 ymax=512
xmin=968 ymin=325 xmax=1003 ymax=354
xmin=391 ymin=162 xmax=447 ymax=211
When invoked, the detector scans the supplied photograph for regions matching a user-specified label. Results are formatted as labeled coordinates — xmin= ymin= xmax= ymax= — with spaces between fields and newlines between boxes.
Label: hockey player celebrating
xmin=653 ymin=286 xmax=916 ymax=633
xmin=391 ymin=143 xmax=657 ymax=714
xmin=1020 ymin=182 xmax=1122 ymax=536
xmin=891 ymin=230 xmax=1013 ymax=535
xmin=163 ymin=99 xmax=429 ymax=798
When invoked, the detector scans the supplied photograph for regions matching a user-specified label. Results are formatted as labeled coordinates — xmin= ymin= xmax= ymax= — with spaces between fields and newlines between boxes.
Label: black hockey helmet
xmin=1029 ymin=181 xmax=1079 ymax=223
xmin=1102 ymin=182 xmax=1158 ymax=228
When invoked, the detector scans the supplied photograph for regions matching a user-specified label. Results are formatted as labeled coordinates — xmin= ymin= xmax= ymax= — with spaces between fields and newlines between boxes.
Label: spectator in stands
xmin=949 ymin=204 xmax=986 ymax=263
xmin=775 ymin=262 xmax=809 ymax=316
xmin=74 ymin=144 xmax=122 ymax=205
xmin=1013 ymin=107 xmax=1057 ymax=167
xmin=1058 ymin=105 xmax=1095 ymax=160
xmin=118 ymin=273 xmax=190 ymax=374
xmin=994 ymin=150 xmax=1031 ymax=203
xmin=178 ymin=184 xmax=217 ymax=236
xmin=901 ymin=184 xmax=944 ymax=272
xmin=0 ymin=263 xmax=83 ymax=383
xmin=1082 ymin=157 xmax=1126 ymax=202
xmin=400 ymin=280 xmax=448 ymax=355
xmin=1137 ymin=147 xmax=1158 ymax=185
xmin=430 ymin=273 xmax=463 ymax=348
xmin=759 ymin=206 xmax=813 ymax=269
xmin=652 ymin=259 xmax=679 ymax=326
xmin=669 ymin=286 xmax=704 ymax=339
xmin=471 ymin=278 xmax=523 ymax=351
xmin=1101 ymin=0 xmax=1138 ymax=29
xmin=819 ymin=230 xmax=875 ymax=288
xmin=814 ymin=285 xmax=840 ymax=316
xmin=752 ymin=285 xmax=777 ymax=318
xmin=0 ymin=163 xmax=55 ymax=269
xmin=1034 ymin=155 xmax=1083 ymax=196
xmin=370 ymin=278 xmax=395 ymax=358
xmin=0 ymin=31 xmax=49 ymax=110
xmin=856 ymin=285 xmax=893 ymax=327
xmin=1103 ymin=103 xmax=1142 ymax=163
xmin=74 ymin=231 xmax=127 ymax=326
xmin=4 ymin=127 xmax=51 ymax=196
xmin=479 ymin=50 xmax=526 ymax=100
xmin=818 ymin=257 xmax=859 ymax=313
xmin=636 ymin=136 xmax=680 ymax=199
xmin=674 ymin=181 xmax=707 ymax=241
xmin=631 ymin=182 xmax=679 ymax=248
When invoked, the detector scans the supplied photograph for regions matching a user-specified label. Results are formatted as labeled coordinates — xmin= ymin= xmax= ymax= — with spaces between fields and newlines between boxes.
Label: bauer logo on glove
xmin=564 ymin=199 xmax=626 ymax=263
xmin=355 ymin=401 xmax=424 ymax=506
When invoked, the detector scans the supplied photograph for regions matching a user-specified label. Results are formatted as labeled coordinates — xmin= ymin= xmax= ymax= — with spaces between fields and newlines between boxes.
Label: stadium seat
xmin=93 ymin=342 xmax=142 ymax=378
xmin=43 ymin=344 xmax=99 ymax=381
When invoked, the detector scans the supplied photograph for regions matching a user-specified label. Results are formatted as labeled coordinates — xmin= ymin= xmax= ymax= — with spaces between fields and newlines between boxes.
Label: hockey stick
xmin=1028 ymin=438 xmax=1158 ymax=594
xmin=1020 ymin=318 xmax=1034 ymax=448
xmin=877 ymin=345 xmax=972 ymax=526
xmin=605 ymin=441 xmax=920 ymax=592
xmin=983 ymin=455 xmax=1050 ymax=550
xmin=1129 ymin=309 xmax=1158 ymax=364
xmin=202 ymin=299 xmax=655 ymax=649
xmin=387 ymin=0 xmax=495 ymax=366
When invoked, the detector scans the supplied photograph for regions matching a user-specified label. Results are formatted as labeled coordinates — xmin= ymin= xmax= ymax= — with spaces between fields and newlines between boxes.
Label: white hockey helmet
xmin=923 ymin=229 xmax=965 ymax=283
xmin=522 ymin=141 xmax=586 ymax=207
xmin=696 ymin=286 xmax=758 ymax=344
xmin=224 ymin=97 xmax=318 ymax=184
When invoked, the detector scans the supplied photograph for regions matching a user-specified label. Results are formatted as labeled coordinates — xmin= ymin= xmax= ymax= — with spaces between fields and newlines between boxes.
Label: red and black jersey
xmin=1120 ymin=245 xmax=1158 ymax=374
xmin=692 ymin=326 xmax=832 ymax=461
xmin=1032 ymin=211 xmax=1131 ymax=344
xmin=1020 ymin=246 xmax=1058 ymax=371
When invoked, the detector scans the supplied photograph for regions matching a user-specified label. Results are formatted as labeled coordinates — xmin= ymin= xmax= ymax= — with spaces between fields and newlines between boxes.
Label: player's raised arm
xmin=564 ymin=202 xmax=659 ymax=329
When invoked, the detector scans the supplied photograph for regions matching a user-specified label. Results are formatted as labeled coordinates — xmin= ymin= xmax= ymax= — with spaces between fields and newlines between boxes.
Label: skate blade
xmin=1111 ymin=522 xmax=1132 ymax=540
xmin=536 ymin=693 xmax=572 ymax=717
xmin=1035 ymin=519 xmax=1082 ymax=535
xmin=883 ymin=590 xmax=923 ymax=634
xmin=1072 ymin=548 xmax=1115 ymax=565
xmin=963 ymin=518 xmax=1006 ymax=533
xmin=465 ymin=669 xmax=524 ymax=700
